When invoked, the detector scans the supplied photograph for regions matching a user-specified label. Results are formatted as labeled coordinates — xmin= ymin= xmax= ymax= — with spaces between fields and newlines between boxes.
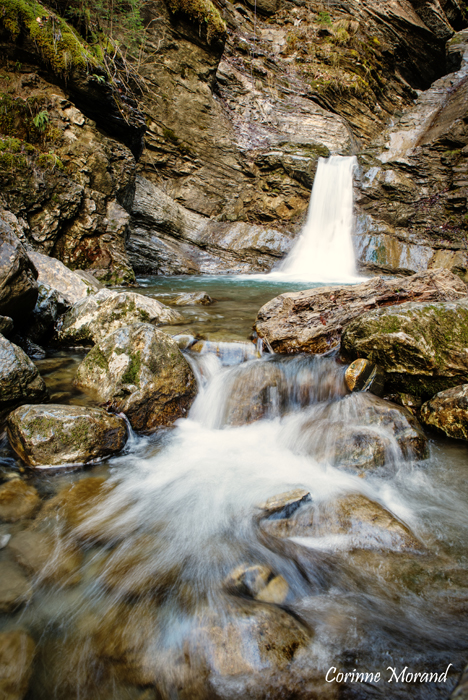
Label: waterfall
xmin=275 ymin=155 xmax=358 ymax=283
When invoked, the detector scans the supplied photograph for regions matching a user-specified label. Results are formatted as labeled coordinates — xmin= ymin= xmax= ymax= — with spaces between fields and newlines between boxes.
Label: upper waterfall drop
xmin=275 ymin=155 xmax=359 ymax=283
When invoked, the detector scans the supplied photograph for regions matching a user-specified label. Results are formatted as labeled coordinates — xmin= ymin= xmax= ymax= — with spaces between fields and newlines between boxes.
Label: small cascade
xmin=276 ymin=155 xmax=358 ymax=283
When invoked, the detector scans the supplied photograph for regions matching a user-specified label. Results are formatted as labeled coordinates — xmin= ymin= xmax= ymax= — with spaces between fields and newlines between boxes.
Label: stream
xmin=1 ymin=276 xmax=468 ymax=699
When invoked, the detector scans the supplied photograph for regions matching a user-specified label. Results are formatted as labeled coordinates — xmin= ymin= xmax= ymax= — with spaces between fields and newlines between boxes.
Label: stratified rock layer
xmin=74 ymin=323 xmax=197 ymax=431
xmin=254 ymin=269 xmax=467 ymax=354
xmin=7 ymin=404 xmax=128 ymax=467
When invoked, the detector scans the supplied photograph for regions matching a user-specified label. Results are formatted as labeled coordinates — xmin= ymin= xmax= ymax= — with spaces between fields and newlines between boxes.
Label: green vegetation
xmin=0 ymin=135 xmax=63 ymax=172
xmin=121 ymin=350 xmax=141 ymax=385
xmin=166 ymin=0 xmax=226 ymax=44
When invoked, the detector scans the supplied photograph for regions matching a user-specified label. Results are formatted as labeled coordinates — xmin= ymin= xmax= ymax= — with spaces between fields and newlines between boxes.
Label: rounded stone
xmin=0 ymin=630 xmax=35 ymax=699
xmin=0 ymin=479 xmax=41 ymax=522
xmin=7 ymin=404 xmax=128 ymax=467
xmin=345 ymin=358 xmax=386 ymax=396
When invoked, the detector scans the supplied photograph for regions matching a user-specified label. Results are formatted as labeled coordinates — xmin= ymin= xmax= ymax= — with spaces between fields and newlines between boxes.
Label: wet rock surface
xmin=254 ymin=269 xmax=467 ymax=354
xmin=74 ymin=323 xmax=197 ymax=431
xmin=345 ymin=358 xmax=386 ymax=396
xmin=23 ymin=282 xmax=70 ymax=346
xmin=8 ymin=529 xmax=83 ymax=586
xmin=0 ymin=630 xmax=35 ymax=699
xmin=7 ymin=404 xmax=128 ymax=467
xmin=0 ymin=220 xmax=38 ymax=323
xmin=420 ymin=384 xmax=468 ymax=439
xmin=342 ymin=297 xmax=468 ymax=397
xmin=56 ymin=289 xmax=183 ymax=346
xmin=0 ymin=335 xmax=48 ymax=417
xmin=0 ymin=479 xmax=41 ymax=522
xmin=173 ymin=291 xmax=214 ymax=306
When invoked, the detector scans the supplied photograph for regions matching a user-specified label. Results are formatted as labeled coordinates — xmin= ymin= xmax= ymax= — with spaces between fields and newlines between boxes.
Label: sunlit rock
xmin=0 ymin=479 xmax=41 ymax=522
xmin=74 ymin=323 xmax=197 ymax=431
xmin=7 ymin=404 xmax=128 ymax=467
xmin=0 ymin=630 xmax=35 ymax=700
xmin=342 ymin=298 xmax=468 ymax=398
xmin=420 ymin=384 xmax=468 ymax=440
xmin=28 ymin=251 xmax=101 ymax=305
xmin=257 ymin=489 xmax=312 ymax=519
xmin=56 ymin=289 xmax=183 ymax=346
xmin=345 ymin=358 xmax=385 ymax=396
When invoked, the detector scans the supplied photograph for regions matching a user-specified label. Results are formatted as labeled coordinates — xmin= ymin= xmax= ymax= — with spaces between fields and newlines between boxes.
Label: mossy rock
xmin=74 ymin=322 xmax=197 ymax=432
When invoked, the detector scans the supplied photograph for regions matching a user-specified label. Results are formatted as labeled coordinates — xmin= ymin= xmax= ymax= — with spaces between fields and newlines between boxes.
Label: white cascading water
xmin=273 ymin=155 xmax=359 ymax=283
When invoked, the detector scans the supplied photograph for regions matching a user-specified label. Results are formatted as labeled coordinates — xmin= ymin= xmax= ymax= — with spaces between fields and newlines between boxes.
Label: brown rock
xmin=0 ymin=335 xmax=48 ymax=418
xmin=173 ymin=291 xmax=213 ymax=306
xmin=345 ymin=359 xmax=386 ymax=396
xmin=7 ymin=404 xmax=128 ymax=467
xmin=0 ymin=221 xmax=38 ymax=322
xmin=0 ymin=630 xmax=35 ymax=700
xmin=254 ymin=269 xmax=467 ymax=354
xmin=420 ymin=384 xmax=468 ymax=439
xmin=0 ymin=479 xmax=41 ymax=522
xmin=257 ymin=489 xmax=312 ymax=519
xmin=0 ymin=561 xmax=32 ymax=612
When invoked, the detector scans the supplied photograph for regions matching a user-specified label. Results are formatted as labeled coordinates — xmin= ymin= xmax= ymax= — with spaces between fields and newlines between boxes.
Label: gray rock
xmin=342 ymin=298 xmax=468 ymax=398
xmin=256 ymin=489 xmax=312 ymax=519
xmin=255 ymin=269 xmax=467 ymax=354
xmin=0 ymin=334 xmax=48 ymax=416
xmin=420 ymin=384 xmax=468 ymax=440
xmin=56 ymin=289 xmax=183 ymax=346
xmin=0 ymin=220 xmax=38 ymax=322
xmin=28 ymin=251 xmax=101 ymax=305
xmin=74 ymin=323 xmax=197 ymax=432
xmin=7 ymin=404 xmax=128 ymax=467
xmin=450 ymin=663 xmax=468 ymax=700
xmin=0 ymin=315 xmax=14 ymax=337
xmin=0 ymin=561 xmax=32 ymax=612
xmin=25 ymin=282 xmax=70 ymax=344
xmin=173 ymin=291 xmax=213 ymax=306
xmin=0 ymin=630 xmax=35 ymax=700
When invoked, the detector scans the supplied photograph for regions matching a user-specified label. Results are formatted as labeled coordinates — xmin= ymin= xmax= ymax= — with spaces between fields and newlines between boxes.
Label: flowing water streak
xmin=273 ymin=155 xmax=359 ymax=283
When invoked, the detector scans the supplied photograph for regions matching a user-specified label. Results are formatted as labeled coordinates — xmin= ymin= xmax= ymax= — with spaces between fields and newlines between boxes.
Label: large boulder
xmin=28 ymin=251 xmax=101 ymax=306
xmin=56 ymin=289 xmax=183 ymax=346
xmin=341 ymin=298 xmax=468 ymax=397
xmin=420 ymin=384 xmax=468 ymax=440
xmin=0 ymin=335 xmax=48 ymax=417
xmin=6 ymin=404 xmax=128 ymax=467
xmin=254 ymin=269 xmax=467 ymax=354
xmin=74 ymin=323 xmax=197 ymax=431
xmin=0 ymin=630 xmax=35 ymax=700
xmin=0 ymin=221 xmax=38 ymax=323
xmin=23 ymin=282 xmax=70 ymax=345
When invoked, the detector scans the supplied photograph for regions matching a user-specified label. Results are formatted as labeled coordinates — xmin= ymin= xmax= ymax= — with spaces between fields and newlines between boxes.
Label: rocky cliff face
xmin=126 ymin=0 xmax=467 ymax=274
xmin=0 ymin=0 xmax=466 ymax=279
xmin=355 ymin=28 xmax=468 ymax=280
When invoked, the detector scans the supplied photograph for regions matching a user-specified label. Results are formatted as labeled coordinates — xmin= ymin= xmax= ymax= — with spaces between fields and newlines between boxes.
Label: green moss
xmin=88 ymin=346 xmax=109 ymax=372
xmin=0 ymin=0 xmax=99 ymax=76
xmin=139 ymin=309 xmax=150 ymax=322
xmin=166 ymin=0 xmax=226 ymax=44
xmin=121 ymin=350 xmax=141 ymax=385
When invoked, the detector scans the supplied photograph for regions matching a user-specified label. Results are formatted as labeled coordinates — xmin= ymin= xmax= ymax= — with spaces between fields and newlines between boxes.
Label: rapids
xmin=1 ymin=278 xmax=467 ymax=700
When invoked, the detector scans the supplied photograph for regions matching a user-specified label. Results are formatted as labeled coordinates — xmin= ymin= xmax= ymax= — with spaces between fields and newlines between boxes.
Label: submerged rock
xmin=56 ymin=289 xmax=183 ymax=346
xmin=0 ymin=479 xmax=41 ymax=522
xmin=0 ymin=561 xmax=32 ymax=612
xmin=420 ymin=384 xmax=468 ymax=440
xmin=28 ymin=251 xmax=102 ymax=305
xmin=0 ymin=630 xmax=35 ymax=699
xmin=257 ymin=489 xmax=312 ymax=519
xmin=173 ymin=291 xmax=213 ymax=306
xmin=293 ymin=394 xmax=428 ymax=474
xmin=7 ymin=404 xmax=128 ymax=467
xmin=345 ymin=358 xmax=385 ymax=396
xmin=225 ymin=563 xmax=289 ymax=604
xmin=262 ymin=492 xmax=420 ymax=551
xmin=9 ymin=529 xmax=83 ymax=586
xmin=0 ymin=222 xmax=38 ymax=322
xmin=342 ymin=298 xmax=468 ymax=398
xmin=74 ymin=323 xmax=197 ymax=431
xmin=0 ymin=335 xmax=48 ymax=417
xmin=254 ymin=269 xmax=467 ymax=354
